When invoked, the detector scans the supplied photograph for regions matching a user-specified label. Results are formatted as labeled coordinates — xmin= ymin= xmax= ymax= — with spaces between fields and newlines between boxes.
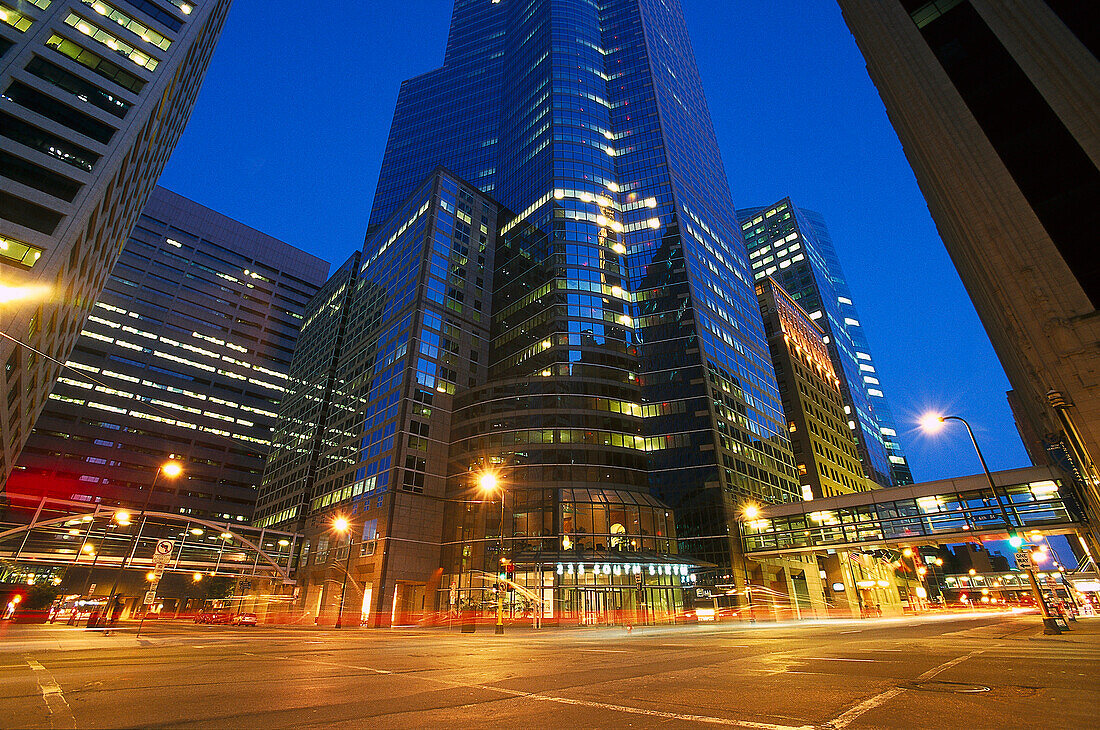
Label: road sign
xmin=1015 ymin=551 xmax=1034 ymax=570
xmin=152 ymin=539 xmax=174 ymax=565
xmin=144 ymin=591 xmax=158 ymax=605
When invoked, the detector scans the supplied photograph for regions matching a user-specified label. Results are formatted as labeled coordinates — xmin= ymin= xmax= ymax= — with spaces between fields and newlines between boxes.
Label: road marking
xmin=916 ymin=649 xmax=984 ymax=680
xmin=245 ymin=652 xmax=392 ymax=675
xmin=839 ymin=630 xmax=861 ymax=634
xmin=823 ymin=687 xmax=907 ymax=729
xmin=821 ymin=650 xmax=985 ymax=729
xmin=799 ymin=657 xmax=876 ymax=662
xmin=26 ymin=658 xmax=75 ymax=730
xmin=286 ymin=652 xmax=813 ymax=730
xmin=517 ymin=691 xmax=813 ymax=729
xmin=577 ymin=648 xmax=629 ymax=653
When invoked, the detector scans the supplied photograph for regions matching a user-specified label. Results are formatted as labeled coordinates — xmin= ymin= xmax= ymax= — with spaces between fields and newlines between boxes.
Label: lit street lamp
xmin=479 ymin=471 xmax=506 ymax=635
xmin=332 ymin=516 xmax=353 ymax=629
xmin=920 ymin=413 xmax=1022 ymax=547
xmin=101 ymin=460 xmax=182 ymax=632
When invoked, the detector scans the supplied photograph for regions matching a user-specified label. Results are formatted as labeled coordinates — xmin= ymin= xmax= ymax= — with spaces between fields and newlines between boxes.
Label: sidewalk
xmin=1029 ymin=614 xmax=1100 ymax=644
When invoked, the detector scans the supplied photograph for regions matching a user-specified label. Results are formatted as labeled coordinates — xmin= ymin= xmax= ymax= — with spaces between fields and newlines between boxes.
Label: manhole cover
xmin=904 ymin=681 xmax=991 ymax=694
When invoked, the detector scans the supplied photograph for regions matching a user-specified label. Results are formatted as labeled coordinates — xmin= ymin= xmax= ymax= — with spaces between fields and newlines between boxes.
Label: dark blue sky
xmin=158 ymin=0 xmax=1032 ymax=483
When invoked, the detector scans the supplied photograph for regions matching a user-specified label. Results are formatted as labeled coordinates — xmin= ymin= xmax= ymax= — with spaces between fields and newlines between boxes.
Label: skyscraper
xmin=756 ymin=277 xmax=871 ymax=500
xmin=372 ymin=0 xmax=799 ymax=582
xmin=0 ymin=0 xmax=232 ymax=484
xmin=7 ymin=187 xmax=328 ymax=522
xmin=836 ymin=0 xmax=1099 ymax=548
xmin=260 ymin=0 xmax=803 ymax=625
xmin=738 ymin=199 xmax=913 ymax=487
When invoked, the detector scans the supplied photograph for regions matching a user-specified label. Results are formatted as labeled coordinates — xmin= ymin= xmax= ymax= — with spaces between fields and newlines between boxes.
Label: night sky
xmin=158 ymin=0 xmax=1033 ymax=484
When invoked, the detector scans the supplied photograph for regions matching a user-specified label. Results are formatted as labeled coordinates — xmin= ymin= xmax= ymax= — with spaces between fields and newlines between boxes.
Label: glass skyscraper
xmin=373 ymin=0 xmax=798 ymax=582
xmin=737 ymin=199 xmax=913 ymax=487
xmin=261 ymin=0 xmax=804 ymax=625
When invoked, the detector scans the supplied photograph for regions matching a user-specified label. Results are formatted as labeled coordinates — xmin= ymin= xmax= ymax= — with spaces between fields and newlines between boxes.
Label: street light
xmin=920 ymin=413 xmax=1021 ymax=547
xmin=479 ymin=471 xmax=506 ymax=635
xmin=101 ymin=460 xmax=182 ymax=632
xmin=332 ymin=516 xmax=353 ymax=629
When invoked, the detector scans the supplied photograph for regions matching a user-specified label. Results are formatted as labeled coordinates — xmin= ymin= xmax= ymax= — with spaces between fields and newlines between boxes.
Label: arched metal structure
xmin=1 ymin=493 xmax=298 ymax=580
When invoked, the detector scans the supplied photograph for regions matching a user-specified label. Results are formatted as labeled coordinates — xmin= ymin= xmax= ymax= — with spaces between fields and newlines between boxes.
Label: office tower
xmin=836 ymin=1 xmax=1100 ymax=546
xmin=0 ymin=0 xmax=232 ymax=484
xmin=253 ymin=251 xmax=361 ymax=531
xmin=738 ymin=200 xmax=912 ymax=487
xmin=7 ymin=187 xmax=328 ymax=522
xmin=260 ymin=169 xmax=512 ymax=624
xmin=339 ymin=0 xmax=798 ymax=617
xmin=757 ymin=277 xmax=871 ymax=499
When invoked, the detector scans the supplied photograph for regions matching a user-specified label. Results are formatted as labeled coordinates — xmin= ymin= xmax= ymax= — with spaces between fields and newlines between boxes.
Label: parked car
xmin=194 ymin=611 xmax=232 ymax=624
xmin=232 ymin=613 xmax=258 ymax=626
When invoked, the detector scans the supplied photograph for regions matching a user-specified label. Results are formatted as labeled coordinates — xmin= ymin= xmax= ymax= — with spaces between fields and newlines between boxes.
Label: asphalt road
xmin=1 ymin=613 xmax=1097 ymax=729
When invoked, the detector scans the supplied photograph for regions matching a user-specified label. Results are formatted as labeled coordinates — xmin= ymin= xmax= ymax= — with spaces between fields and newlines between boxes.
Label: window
xmin=77 ymin=0 xmax=172 ymax=50
xmin=0 ymin=191 xmax=62 ymax=235
xmin=25 ymin=56 xmax=132 ymax=118
xmin=0 ymin=112 xmax=100 ymax=171
xmin=46 ymin=34 xmax=146 ymax=93
xmin=0 ymin=149 xmax=82 ymax=202
xmin=63 ymin=12 xmax=159 ymax=71
xmin=3 ymin=81 xmax=115 ymax=144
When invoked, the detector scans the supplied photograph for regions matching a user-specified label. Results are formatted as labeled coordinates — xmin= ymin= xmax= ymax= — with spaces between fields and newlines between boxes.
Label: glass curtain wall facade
xmin=738 ymin=199 xmax=912 ymax=487
xmin=255 ymin=251 xmax=362 ymax=531
xmin=370 ymin=0 xmax=798 ymax=599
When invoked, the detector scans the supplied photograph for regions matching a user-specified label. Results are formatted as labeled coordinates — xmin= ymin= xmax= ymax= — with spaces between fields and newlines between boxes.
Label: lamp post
xmin=741 ymin=504 xmax=760 ymax=622
xmin=479 ymin=472 xmax=506 ymax=635
xmin=101 ymin=460 xmax=182 ymax=633
xmin=332 ymin=516 xmax=354 ymax=629
xmin=920 ymin=414 xmax=1021 ymax=546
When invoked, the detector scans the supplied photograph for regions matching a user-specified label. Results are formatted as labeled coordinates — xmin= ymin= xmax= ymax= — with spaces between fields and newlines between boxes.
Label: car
xmin=194 ymin=611 xmax=232 ymax=624
xmin=232 ymin=612 xmax=257 ymax=626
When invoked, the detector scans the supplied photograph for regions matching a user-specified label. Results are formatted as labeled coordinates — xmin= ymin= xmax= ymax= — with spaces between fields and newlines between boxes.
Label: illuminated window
xmin=45 ymin=34 xmax=146 ymax=93
xmin=0 ymin=234 xmax=44 ymax=268
xmin=79 ymin=0 xmax=172 ymax=50
xmin=0 ymin=3 xmax=38 ymax=32
xmin=63 ymin=13 xmax=160 ymax=71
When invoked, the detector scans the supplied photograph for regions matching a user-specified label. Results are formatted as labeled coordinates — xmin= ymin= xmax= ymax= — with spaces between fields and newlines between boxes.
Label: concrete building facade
xmin=1 ymin=0 xmax=233 ymax=484
xmin=836 ymin=0 xmax=1100 ymax=549
xmin=7 ymin=187 xmax=328 ymax=522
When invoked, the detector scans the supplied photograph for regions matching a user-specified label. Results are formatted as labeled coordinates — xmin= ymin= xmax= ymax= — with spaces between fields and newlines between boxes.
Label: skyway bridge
xmin=740 ymin=466 xmax=1085 ymax=557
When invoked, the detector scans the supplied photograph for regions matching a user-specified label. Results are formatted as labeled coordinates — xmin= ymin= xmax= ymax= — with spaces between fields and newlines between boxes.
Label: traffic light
xmin=505 ymin=561 xmax=515 ymax=577
xmin=1008 ymin=529 xmax=1023 ymax=549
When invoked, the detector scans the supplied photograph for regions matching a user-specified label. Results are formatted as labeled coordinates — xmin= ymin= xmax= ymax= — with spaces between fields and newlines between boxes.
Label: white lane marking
xmin=799 ymin=657 xmax=876 ymax=663
xmin=824 ymin=687 xmax=907 ymax=729
xmin=821 ymin=649 xmax=985 ymax=729
xmin=839 ymin=630 xmax=861 ymax=634
xmin=254 ymin=650 xmax=809 ymax=729
xmin=26 ymin=658 xmax=75 ymax=729
xmin=244 ymin=652 xmax=392 ymax=675
xmin=516 ymin=691 xmax=813 ymax=729
xmin=577 ymin=648 xmax=628 ymax=653
xmin=916 ymin=649 xmax=984 ymax=680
